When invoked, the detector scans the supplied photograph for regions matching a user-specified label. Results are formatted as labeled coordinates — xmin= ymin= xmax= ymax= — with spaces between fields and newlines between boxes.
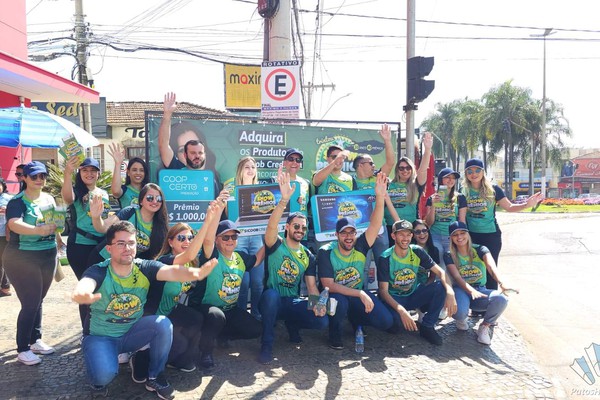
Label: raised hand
xmin=163 ymin=92 xmax=177 ymax=116
xmin=379 ymin=124 xmax=392 ymax=142
xmin=277 ymin=166 xmax=295 ymax=201
xmin=108 ymin=142 xmax=124 ymax=165
xmin=422 ymin=132 xmax=433 ymax=150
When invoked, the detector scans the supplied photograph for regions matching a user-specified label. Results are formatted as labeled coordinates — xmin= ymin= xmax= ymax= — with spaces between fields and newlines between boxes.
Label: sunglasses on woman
xmin=176 ymin=234 xmax=194 ymax=242
xmin=413 ymin=228 xmax=429 ymax=235
xmin=466 ymin=167 xmax=483 ymax=175
xmin=29 ymin=174 xmax=48 ymax=181
xmin=397 ymin=166 xmax=411 ymax=172
xmin=286 ymin=156 xmax=303 ymax=163
xmin=145 ymin=194 xmax=163 ymax=203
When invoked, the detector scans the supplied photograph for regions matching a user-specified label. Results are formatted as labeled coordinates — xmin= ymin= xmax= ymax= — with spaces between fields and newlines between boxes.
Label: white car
xmin=514 ymin=195 xmax=528 ymax=204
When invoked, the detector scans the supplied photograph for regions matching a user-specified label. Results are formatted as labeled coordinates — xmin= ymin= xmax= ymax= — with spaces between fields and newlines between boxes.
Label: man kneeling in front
xmin=71 ymin=221 xmax=216 ymax=399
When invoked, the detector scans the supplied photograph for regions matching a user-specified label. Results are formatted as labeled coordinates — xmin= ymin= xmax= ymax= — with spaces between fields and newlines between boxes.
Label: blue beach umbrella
xmin=0 ymin=106 xmax=99 ymax=148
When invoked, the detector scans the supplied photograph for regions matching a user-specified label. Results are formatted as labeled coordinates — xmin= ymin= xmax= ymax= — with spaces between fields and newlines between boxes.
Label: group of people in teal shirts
xmin=1 ymin=116 xmax=541 ymax=398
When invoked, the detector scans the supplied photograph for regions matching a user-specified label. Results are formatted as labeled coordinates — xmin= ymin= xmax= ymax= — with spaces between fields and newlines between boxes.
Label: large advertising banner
xmin=228 ymin=182 xmax=300 ymax=236
xmin=146 ymin=118 xmax=393 ymax=189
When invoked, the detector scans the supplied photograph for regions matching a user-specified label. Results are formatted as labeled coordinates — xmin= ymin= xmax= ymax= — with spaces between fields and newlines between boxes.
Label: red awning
xmin=0 ymin=50 xmax=99 ymax=103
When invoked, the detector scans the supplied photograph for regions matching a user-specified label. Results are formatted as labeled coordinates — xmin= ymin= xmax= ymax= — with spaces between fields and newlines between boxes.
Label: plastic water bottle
xmin=355 ymin=325 xmax=364 ymax=353
xmin=314 ymin=287 xmax=329 ymax=316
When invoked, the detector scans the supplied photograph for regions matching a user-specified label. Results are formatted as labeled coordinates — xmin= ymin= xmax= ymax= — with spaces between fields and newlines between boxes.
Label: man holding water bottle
xmin=317 ymin=172 xmax=393 ymax=350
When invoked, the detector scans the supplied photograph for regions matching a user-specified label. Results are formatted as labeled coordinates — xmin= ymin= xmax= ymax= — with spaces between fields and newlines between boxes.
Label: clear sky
xmin=25 ymin=0 xmax=600 ymax=148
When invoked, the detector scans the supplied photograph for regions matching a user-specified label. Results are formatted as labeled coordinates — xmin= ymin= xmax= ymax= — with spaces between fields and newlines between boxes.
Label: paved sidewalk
xmin=0 ymin=267 xmax=558 ymax=399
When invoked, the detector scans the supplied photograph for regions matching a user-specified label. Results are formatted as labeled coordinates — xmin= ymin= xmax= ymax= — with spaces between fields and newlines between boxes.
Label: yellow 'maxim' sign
xmin=224 ymin=63 xmax=261 ymax=110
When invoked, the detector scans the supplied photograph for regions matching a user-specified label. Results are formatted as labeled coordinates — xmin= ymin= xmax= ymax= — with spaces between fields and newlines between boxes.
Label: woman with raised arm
xmin=62 ymin=156 xmax=110 ymax=328
xmin=108 ymin=142 xmax=149 ymax=209
xmin=461 ymin=158 xmax=542 ymax=289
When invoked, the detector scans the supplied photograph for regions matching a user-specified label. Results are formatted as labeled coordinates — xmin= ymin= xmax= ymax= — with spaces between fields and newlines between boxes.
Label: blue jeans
xmin=259 ymin=288 xmax=328 ymax=350
xmin=329 ymin=291 xmax=393 ymax=342
xmin=82 ymin=315 xmax=172 ymax=387
xmin=431 ymin=232 xmax=450 ymax=268
xmin=385 ymin=281 xmax=446 ymax=329
xmin=452 ymin=285 xmax=508 ymax=325
xmin=236 ymin=235 xmax=264 ymax=319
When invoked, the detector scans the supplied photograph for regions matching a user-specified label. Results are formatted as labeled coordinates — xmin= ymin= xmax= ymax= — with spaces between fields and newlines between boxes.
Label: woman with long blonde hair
xmin=444 ymin=221 xmax=515 ymax=346
xmin=461 ymin=158 xmax=542 ymax=289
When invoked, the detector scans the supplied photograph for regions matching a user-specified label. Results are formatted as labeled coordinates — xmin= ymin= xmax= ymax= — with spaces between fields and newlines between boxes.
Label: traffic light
xmin=407 ymin=56 xmax=435 ymax=104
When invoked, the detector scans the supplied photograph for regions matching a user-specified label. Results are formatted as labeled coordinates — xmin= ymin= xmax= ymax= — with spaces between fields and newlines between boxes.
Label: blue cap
xmin=336 ymin=217 xmax=356 ymax=233
xmin=448 ymin=221 xmax=469 ymax=236
xmin=438 ymin=167 xmax=460 ymax=185
xmin=284 ymin=148 xmax=303 ymax=160
xmin=80 ymin=157 xmax=100 ymax=170
xmin=23 ymin=161 xmax=47 ymax=177
xmin=216 ymin=220 xmax=240 ymax=236
xmin=465 ymin=158 xmax=485 ymax=170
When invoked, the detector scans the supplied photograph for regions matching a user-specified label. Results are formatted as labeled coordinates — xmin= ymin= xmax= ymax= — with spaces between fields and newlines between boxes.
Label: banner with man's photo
xmin=145 ymin=118 xmax=394 ymax=188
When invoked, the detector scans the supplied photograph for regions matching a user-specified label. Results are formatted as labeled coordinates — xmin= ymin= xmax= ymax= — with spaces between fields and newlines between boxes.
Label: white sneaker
xmin=438 ymin=308 xmax=448 ymax=320
xmin=30 ymin=339 xmax=55 ymax=355
xmin=455 ymin=318 xmax=469 ymax=331
xmin=416 ymin=310 xmax=424 ymax=324
xmin=477 ymin=324 xmax=493 ymax=345
xmin=118 ymin=352 xmax=130 ymax=364
xmin=17 ymin=350 xmax=41 ymax=365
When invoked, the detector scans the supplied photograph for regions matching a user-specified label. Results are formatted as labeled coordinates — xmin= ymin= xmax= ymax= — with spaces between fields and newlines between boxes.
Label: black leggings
xmin=166 ymin=305 xmax=204 ymax=368
xmin=0 ymin=237 xmax=9 ymax=289
xmin=2 ymin=246 xmax=56 ymax=352
xmin=196 ymin=305 xmax=262 ymax=355
xmin=67 ymin=242 xmax=97 ymax=328
xmin=469 ymin=231 xmax=502 ymax=290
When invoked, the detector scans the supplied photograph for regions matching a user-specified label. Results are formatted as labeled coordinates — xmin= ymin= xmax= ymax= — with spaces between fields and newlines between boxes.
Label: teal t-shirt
xmin=317 ymin=172 xmax=354 ymax=193
xmin=73 ymin=188 xmax=110 ymax=245
xmin=6 ymin=192 xmax=56 ymax=251
xmin=192 ymin=248 xmax=255 ymax=310
xmin=317 ymin=234 xmax=371 ymax=290
xmin=265 ymin=237 xmax=316 ymax=297
xmin=426 ymin=193 xmax=467 ymax=235
xmin=443 ymin=245 xmax=489 ymax=287
xmin=83 ymin=258 xmax=162 ymax=337
xmin=118 ymin=185 xmax=140 ymax=209
xmin=384 ymin=181 xmax=423 ymax=225
xmin=376 ymin=244 xmax=435 ymax=297
xmin=463 ymin=185 xmax=505 ymax=234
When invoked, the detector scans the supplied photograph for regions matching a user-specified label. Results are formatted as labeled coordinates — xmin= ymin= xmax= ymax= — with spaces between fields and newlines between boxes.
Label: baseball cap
xmin=448 ymin=221 xmax=469 ymax=236
xmin=392 ymin=219 xmax=413 ymax=233
xmin=284 ymin=148 xmax=303 ymax=161
xmin=216 ymin=220 xmax=241 ymax=236
xmin=80 ymin=157 xmax=100 ymax=170
xmin=437 ymin=167 xmax=460 ymax=185
xmin=465 ymin=158 xmax=485 ymax=170
xmin=286 ymin=212 xmax=306 ymax=224
xmin=326 ymin=145 xmax=344 ymax=158
xmin=335 ymin=217 xmax=356 ymax=233
xmin=23 ymin=161 xmax=47 ymax=177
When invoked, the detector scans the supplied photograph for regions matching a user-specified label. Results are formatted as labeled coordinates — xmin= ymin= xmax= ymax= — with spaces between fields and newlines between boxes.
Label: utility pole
xmin=405 ymin=0 xmax=416 ymax=160
xmin=74 ymin=0 xmax=93 ymax=141
xmin=268 ymin=0 xmax=291 ymax=61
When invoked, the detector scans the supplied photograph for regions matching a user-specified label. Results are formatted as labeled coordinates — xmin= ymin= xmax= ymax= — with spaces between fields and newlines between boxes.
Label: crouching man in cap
xmin=377 ymin=219 xmax=457 ymax=345
xmin=317 ymin=172 xmax=394 ymax=350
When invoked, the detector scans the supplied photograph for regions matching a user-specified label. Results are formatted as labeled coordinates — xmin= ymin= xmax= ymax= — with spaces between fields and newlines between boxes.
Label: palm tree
xmin=421 ymin=100 xmax=460 ymax=169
